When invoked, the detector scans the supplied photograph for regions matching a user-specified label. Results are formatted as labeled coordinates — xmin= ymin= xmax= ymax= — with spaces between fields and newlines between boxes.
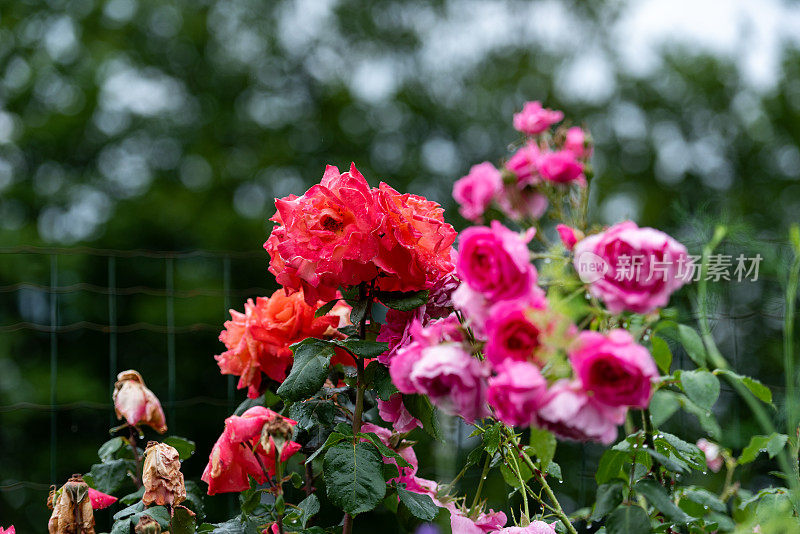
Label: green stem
xmin=506 ymin=443 xmax=530 ymax=519
xmin=470 ymin=452 xmax=492 ymax=512
xmin=784 ymin=228 xmax=800 ymax=475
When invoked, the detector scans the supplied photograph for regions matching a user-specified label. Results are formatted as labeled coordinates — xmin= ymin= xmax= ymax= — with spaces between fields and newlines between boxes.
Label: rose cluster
xmin=453 ymin=101 xmax=591 ymax=223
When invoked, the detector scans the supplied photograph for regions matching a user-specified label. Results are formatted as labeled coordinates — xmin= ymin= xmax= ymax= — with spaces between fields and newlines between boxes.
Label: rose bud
xmin=48 ymin=474 xmax=95 ymax=534
xmin=142 ymin=442 xmax=186 ymax=507
xmin=134 ymin=515 xmax=162 ymax=534
xmin=87 ymin=487 xmax=117 ymax=510
xmin=113 ymin=370 xmax=168 ymax=434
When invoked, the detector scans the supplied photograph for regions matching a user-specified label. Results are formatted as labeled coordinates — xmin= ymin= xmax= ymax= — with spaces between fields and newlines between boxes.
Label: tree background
xmin=1 ymin=0 xmax=799 ymax=530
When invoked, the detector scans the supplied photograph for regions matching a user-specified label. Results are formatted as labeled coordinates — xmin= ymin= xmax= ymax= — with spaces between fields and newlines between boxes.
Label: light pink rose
xmin=494 ymin=522 xmax=558 ymax=534
xmin=536 ymin=380 xmax=626 ymax=444
xmin=556 ymin=224 xmax=583 ymax=252
xmin=538 ymin=150 xmax=586 ymax=185
xmin=570 ymin=329 xmax=658 ymax=408
xmin=496 ymin=186 xmax=548 ymax=223
xmin=388 ymin=316 xmax=464 ymax=393
xmin=697 ymin=438 xmax=723 ymax=473
xmin=452 ymin=162 xmax=503 ymax=222
xmin=377 ymin=393 xmax=421 ymax=433
xmin=506 ymin=143 xmax=541 ymax=185
xmin=409 ymin=344 xmax=490 ymax=423
xmin=513 ymin=101 xmax=564 ymax=135
xmin=573 ymin=221 xmax=692 ymax=314
xmin=564 ymin=126 xmax=592 ymax=159
xmin=487 ymin=361 xmax=548 ymax=427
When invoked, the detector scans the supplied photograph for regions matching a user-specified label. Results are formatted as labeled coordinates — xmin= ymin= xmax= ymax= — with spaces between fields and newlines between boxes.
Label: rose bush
xmin=51 ymin=101 xmax=797 ymax=534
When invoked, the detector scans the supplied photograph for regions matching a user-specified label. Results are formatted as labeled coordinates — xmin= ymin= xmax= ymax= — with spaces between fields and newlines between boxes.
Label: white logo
xmin=575 ymin=251 xmax=609 ymax=283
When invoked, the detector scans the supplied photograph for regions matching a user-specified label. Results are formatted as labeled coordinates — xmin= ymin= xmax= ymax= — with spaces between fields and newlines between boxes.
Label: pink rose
xmin=377 ymin=393 xmax=421 ymax=433
xmin=496 ymin=186 xmax=548 ymax=223
xmin=452 ymin=162 xmax=503 ymax=222
xmin=513 ymin=101 xmax=564 ymax=135
xmin=536 ymin=380 xmax=626 ymax=444
xmin=456 ymin=221 xmax=538 ymax=302
xmin=564 ymin=126 xmax=592 ymax=159
xmin=538 ymin=150 xmax=586 ymax=185
xmin=495 ymin=522 xmax=558 ymax=534
xmin=408 ymin=344 xmax=490 ymax=423
xmin=506 ymin=143 xmax=540 ymax=185
xmin=697 ymin=438 xmax=723 ymax=473
xmin=388 ymin=316 xmax=464 ymax=392
xmin=556 ymin=224 xmax=583 ymax=251
xmin=112 ymin=370 xmax=167 ymax=434
xmin=484 ymin=300 xmax=547 ymax=368
xmin=487 ymin=361 xmax=547 ymax=427
xmin=267 ymin=163 xmax=383 ymax=304
xmin=569 ymin=329 xmax=658 ymax=408
xmin=573 ymin=221 xmax=692 ymax=314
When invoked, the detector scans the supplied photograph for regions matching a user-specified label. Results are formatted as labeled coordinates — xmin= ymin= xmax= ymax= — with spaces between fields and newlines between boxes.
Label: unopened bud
xmin=134 ymin=515 xmax=162 ymax=534
xmin=142 ymin=442 xmax=186 ymax=507
xmin=113 ymin=370 xmax=168 ymax=433
xmin=48 ymin=474 xmax=95 ymax=534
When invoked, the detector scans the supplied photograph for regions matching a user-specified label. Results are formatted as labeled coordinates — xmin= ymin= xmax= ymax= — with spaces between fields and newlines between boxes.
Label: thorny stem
xmin=343 ymin=281 xmax=371 ymax=534
xmin=128 ymin=426 xmax=143 ymax=489
xmin=244 ymin=441 xmax=284 ymax=534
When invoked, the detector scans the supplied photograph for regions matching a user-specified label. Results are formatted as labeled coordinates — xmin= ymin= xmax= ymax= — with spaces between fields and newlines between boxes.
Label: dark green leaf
xmin=649 ymin=390 xmax=680 ymax=426
xmin=110 ymin=518 xmax=132 ymax=534
xmin=163 ymin=436 xmax=196 ymax=460
xmin=183 ymin=480 xmax=206 ymax=520
xmin=376 ymin=290 xmax=429 ymax=311
xmin=680 ymin=370 xmax=720 ymax=410
xmin=482 ymin=424 xmax=502 ymax=455
xmin=677 ymin=325 xmax=707 ymax=367
xmin=314 ymin=299 xmax=337 ymax=318
xmin=359 ymin=431 xmax=412 ymax=468
xmin=738 ymin=433 xmax=788 ymax=465
xmin=596 ymin=450 xmax=628 ymax=484
xmin=403 ymin=394 xmax=443 ymax=441
xmin=634 ymin=480 xmax=692 ymax=523
xmin=277 ymin=338 xmax=335 ymax=402
xmin=606 ymin=505 xmax=652 ymax=534
xmin=650 ymin=335 xmax=672 ymax=374
xmin=305 ymin=431 xmax=347 ymax=463
xmin=349 ymin=298 xmax=370 ymax=326
xmin=677 ymin=394 xmax=721 ymax=438
xmin=680 ymin=487 xmax=727 ymax=513
xmin=643 ymin=447 xmax=690 ymax=474
xmin=85 ymin=459 xmax=136 ymax=493
xmin=296 ymin=493 xmax=320 ymax=528
xmin=717 ymin=369 xmax=772 ymax=404
xmin=335 ymin=339 xmax=389 ymax=359
xmin=365 ymin=361 xmax=398 ymax=401
xmin=113 ymin=501 xmax=144 ymax=520
xmin=398 ymin=485 xmax=438 ymax=521
xmin=119 ymin=487 xmax=144 ymax=505
xmin=323 ymin=441 xmax=387 ymax=515
xmin=171 ymin=506 xmax=197 ymax=534
xmin=528 ymin=427 xmax=556 ymax=468
xmin=98 ymin=437 xmax=127 ymax=462
xmin=288 ymin=398 xmax=337 ymax=431
xmin=546 ymin=461 xmax=562 ymax=481
xmin=591 ymin=482 xmax=624 ymax=522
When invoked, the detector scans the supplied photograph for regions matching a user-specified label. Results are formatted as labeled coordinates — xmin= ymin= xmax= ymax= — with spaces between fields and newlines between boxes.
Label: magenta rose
xmin=484 ymin=300 xmax=547 ymax=368
xmin=556 ymin=224 xmax=583 ymax=252
xmin=564 ymin=126 xmax=592 ymax=159
xmin=536 ymin=380 xmax=626 ymax=444
xmin=537 ymin=150 xmax=586 ymax=185
xmin=487 ymin=361 xmax=547 ymax=427
xmin=408 ymin=344 xmax=490 ymax=423
xmin=506 ymin=143 xmax=540 ymax=185
xmin=569 ymin=329 xmax=658 ymax=408
xmin=573 ymin=220 xmax=692 ymax=314
xmin=377 ymin=394 xmax=421 ymax=434
xmin=513 ymin=101 xmax=564 ymax=135
xmin=452 ymin=162 xmax=502 ymax=222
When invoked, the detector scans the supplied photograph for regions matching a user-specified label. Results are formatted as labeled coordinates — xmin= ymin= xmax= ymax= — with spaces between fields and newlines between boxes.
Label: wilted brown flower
xmin=48 ymin=474 xmax=95 ymax=534
xmin=133 ymin=515 xmax=161 ymax=534
xmin=142 ymin=442 xmax=186 ymax=507
xmin=260 ymin=413 xmax=294 ymax=456
xmin=113 ymin=370 xmax=168 ymax=433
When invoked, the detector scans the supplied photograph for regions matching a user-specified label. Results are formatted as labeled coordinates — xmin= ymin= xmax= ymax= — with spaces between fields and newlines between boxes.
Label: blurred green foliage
xmin=1 ymin=0 xmax=800 ymax=531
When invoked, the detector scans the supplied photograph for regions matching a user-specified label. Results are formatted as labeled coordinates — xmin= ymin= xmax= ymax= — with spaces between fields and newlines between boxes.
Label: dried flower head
xmin=48 ymin=474 xmax=95 ymax=534
xmin=260 ymin=413 xmax=294 ymax=455
xmin=134 ymin=515 xmax=162 ymax=534
xmin=142 ymin=442 xmax=186 ymax=507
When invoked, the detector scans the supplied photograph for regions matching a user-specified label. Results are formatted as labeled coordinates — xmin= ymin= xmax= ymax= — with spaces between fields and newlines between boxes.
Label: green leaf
xmin=119 ymin=487 xmax=144 ymax=505
xmin=323 ymin=441 xmax=387 ymax=515
xmin=183 ymin=480 xmax=206 ymax=520
xmin=677 ymin=324 xmax=707 ymax=367
xmin=482 ymin=423 xmax=502 ymax=455
xmin=98 ymin=437 xmax=127 ymax=462
xmin=234 ymin=394 xmax=265 ymax=416
xmin=606 ymin=505 xmax=652 ymax=534
xmin=546 ymin=461 xmax=562 ymax=481
xmin=277 ymin=338 xmax=335 ymax=402
xmin=305 ymin=431 xmax=347 ymax=463
xmin=680 ymin=487 xmax=726 ymax=514
xmin=643 ymin=448 xmax=690 ymax=474
xmin=171 ymin=506 xmax=197 ymax=534
xmin=163 ymin=436 xmax=196 ymax=460
xmin=402 ymin=394 xmax=443 ymax=441
xmin=110 ymin=518 xmax=132 ymax=534
xmin=349 ymin=298 xmax=370 ymax=326
xmin=289 ymin=398 xmax=337 ymax=431
xmin=717 ymin=369 xmax=772 ymax=404
xmin=398 ymin=485 xmax=438 ymax=521
xmin=85 ymin=459 xmax=135 ymax=493
xmin=676 ymin=393 xmax=721 ymax=438
xmin=680 ymin=369 xmax=720 ymax=410
xmin=634 ymin=480 xmax=692 ymax=524
xmin=596 ymin=450 xmax=628 ymax=485
xmin=650 ymin=335 xmax=672 ymax=374
xmin=376 ymin=290 xmax=429 ymax=311
xmin=591 ymin=482 xmax=624 ymax=522
xmin=334 ymin=339 xmax=389 ymax=359
xmin=197 ymin=518 xmax=261 ymax=534
xmin=649 ymin=390 xmax=680 ymax=426
xmin=314 ymin=299 xmax=337 ymax=318
xmin=365 ymin=361 xmax=398 ymax=401
xmin=655 ymin=432 xmax=706 ymax=470
xmin=738 ymin=433 xmax=789 ymax=465
xmin=359 ymin=431 xmax=412 ymax=468
xmin=295 ymin=493 xmax=320 ymax=528
xmin=113 ymin=501 xmax=144 ymax=520
xmin=528 ymin=427 xmax=556 ymax=468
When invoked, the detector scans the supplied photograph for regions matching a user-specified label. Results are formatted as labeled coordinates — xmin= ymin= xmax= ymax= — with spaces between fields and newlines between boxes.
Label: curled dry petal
xmin=112 ymin=370 xmax=167 ymax=433
xmin=142 ymin=442 xmax=186 ymax=507
xmin=48 ymin=474 xmax=95 ymax=534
